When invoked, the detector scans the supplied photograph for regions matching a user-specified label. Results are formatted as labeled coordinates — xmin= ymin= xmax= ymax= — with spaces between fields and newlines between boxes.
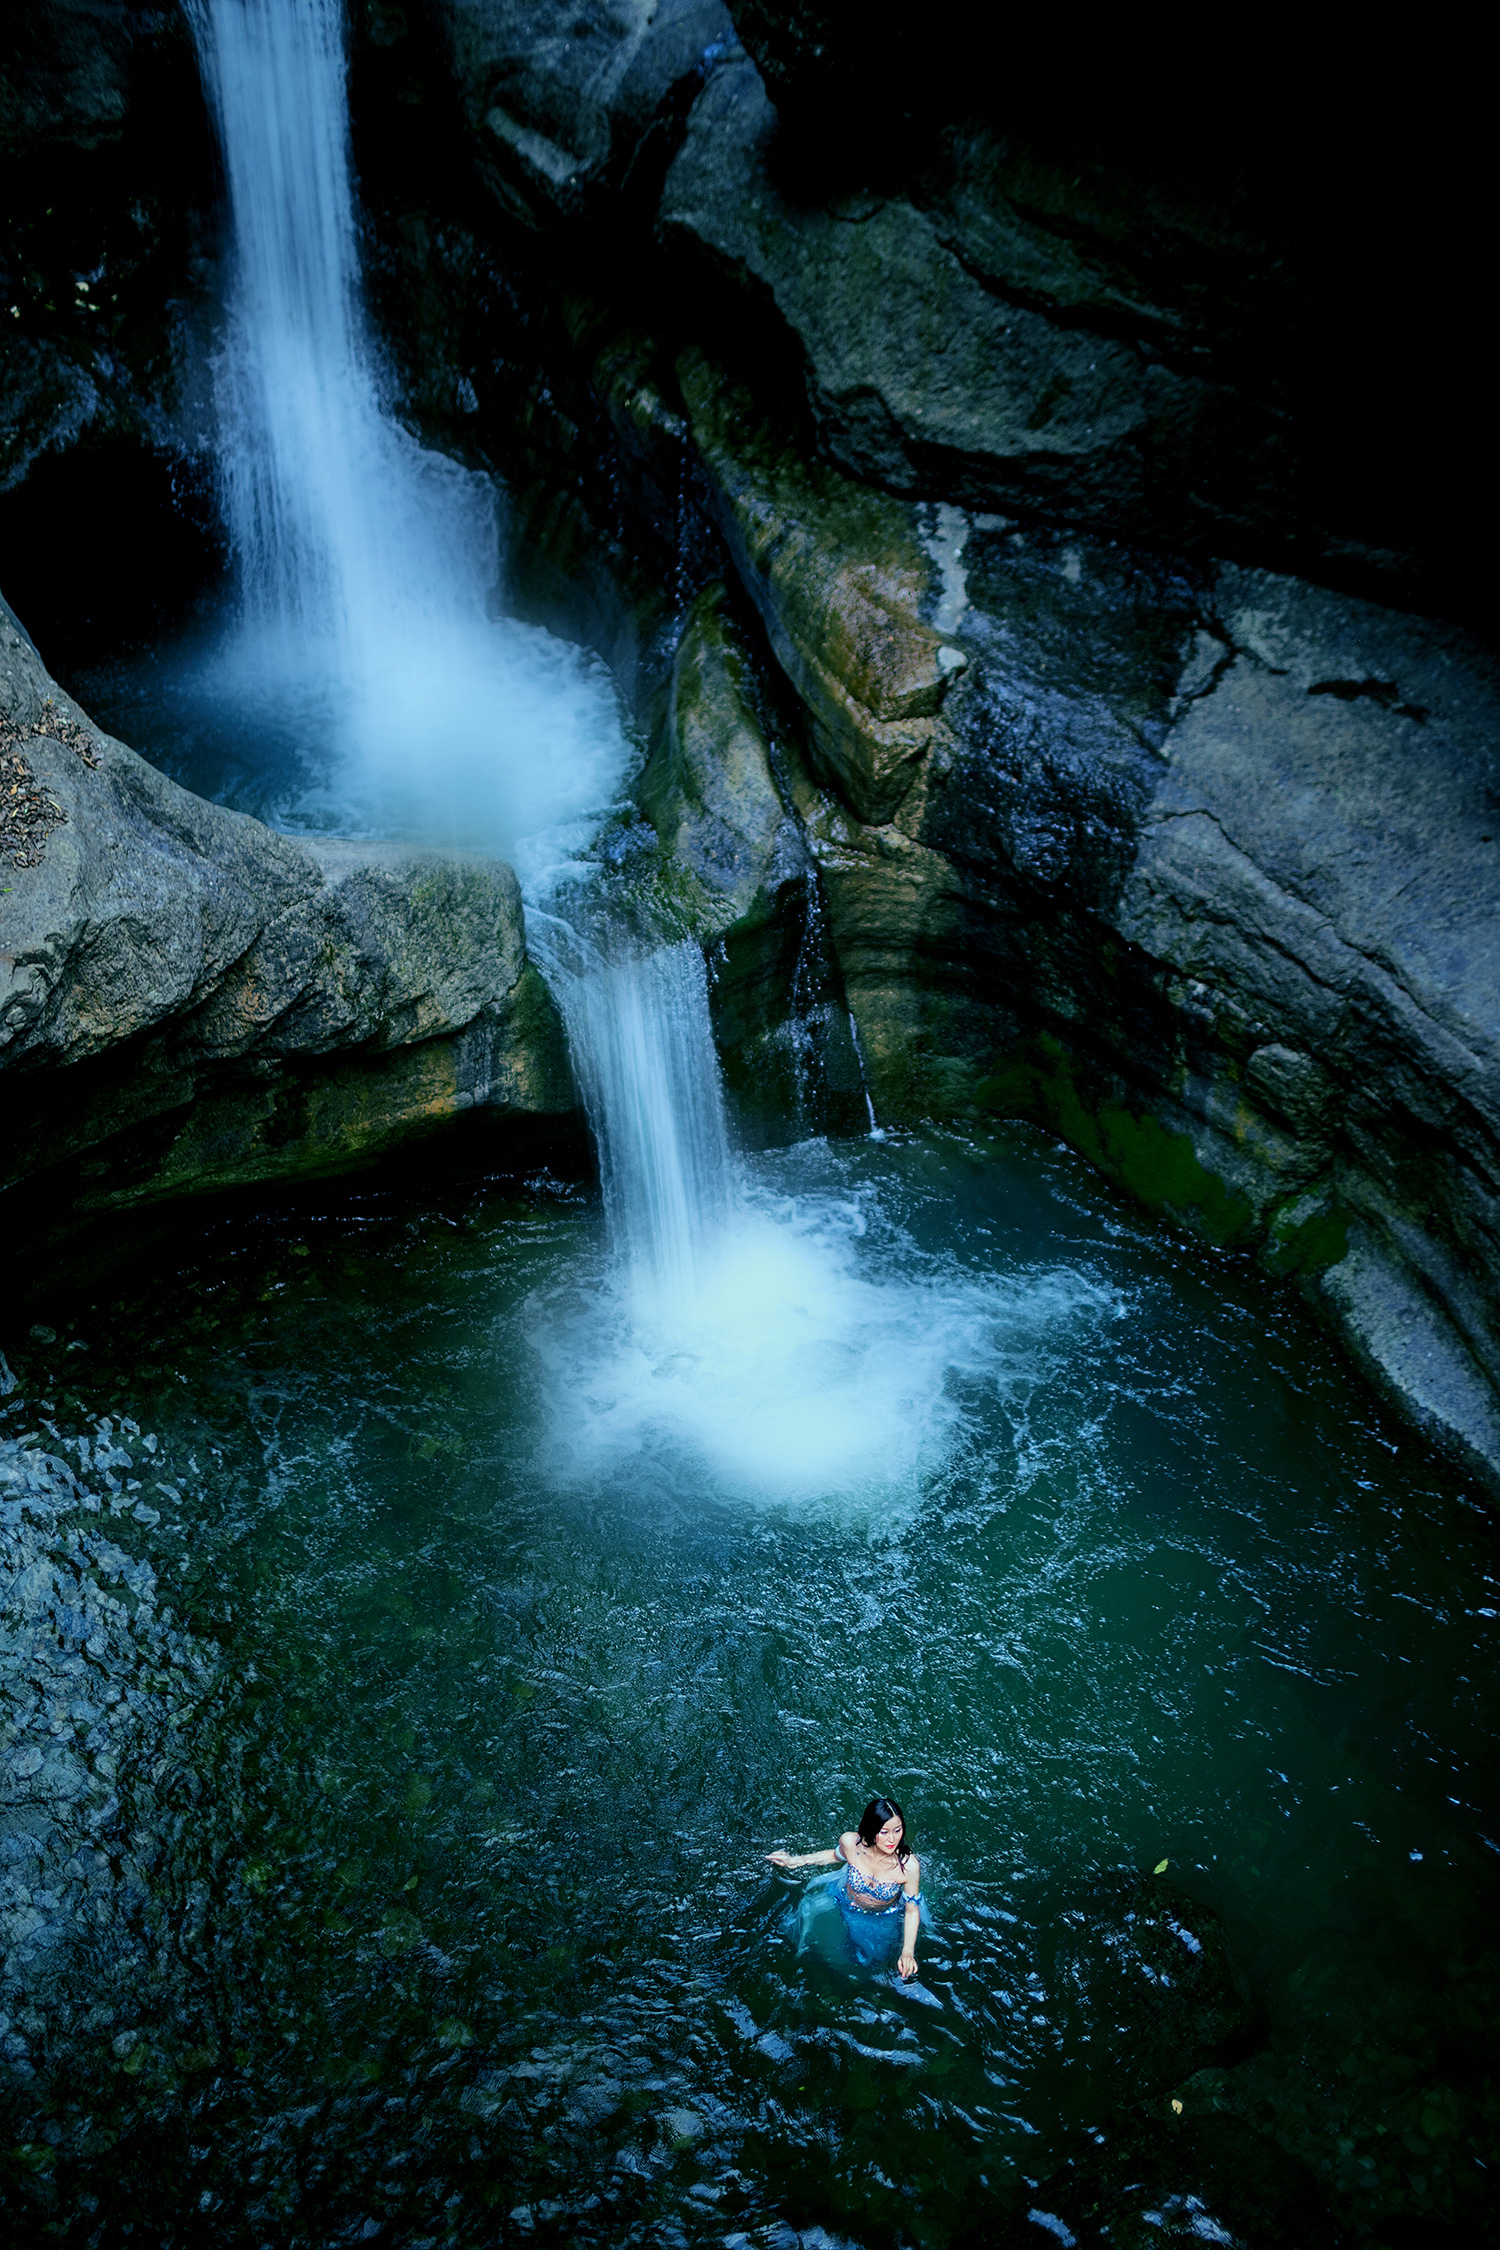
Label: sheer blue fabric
xmin=792 ymin=1868 xmax=929 ymax=1971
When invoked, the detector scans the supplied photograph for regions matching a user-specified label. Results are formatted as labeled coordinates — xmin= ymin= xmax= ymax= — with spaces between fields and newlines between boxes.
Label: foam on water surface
xmin=530 ymin=1145 xmax=1117 ymax=1512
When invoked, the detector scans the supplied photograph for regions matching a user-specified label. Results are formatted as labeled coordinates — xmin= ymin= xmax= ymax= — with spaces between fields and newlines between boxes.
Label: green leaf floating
xmin=1153 ymin=1858 xmax=1169 ymax=1874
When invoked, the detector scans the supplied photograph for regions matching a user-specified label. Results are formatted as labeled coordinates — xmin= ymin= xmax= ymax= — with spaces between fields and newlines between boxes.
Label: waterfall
xmin=187 ymin=0 xmax=727 ymax=1311
xmin=184 ymin=0 xmax=628 ymax=858
xmin=550 ymin=942 xmax=736 ymax=1308
xmin=184 ymin=0 xmax=1028 ymax=1511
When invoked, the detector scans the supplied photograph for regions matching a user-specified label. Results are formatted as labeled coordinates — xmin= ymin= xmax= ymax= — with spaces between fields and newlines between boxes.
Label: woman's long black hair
xmin=856 ymin=1796 xmax=910 ymax=1864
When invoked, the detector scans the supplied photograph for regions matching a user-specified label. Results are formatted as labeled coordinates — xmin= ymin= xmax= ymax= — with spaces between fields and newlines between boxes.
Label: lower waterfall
xmin=546 ymin=941 xmax=736 ymax=1313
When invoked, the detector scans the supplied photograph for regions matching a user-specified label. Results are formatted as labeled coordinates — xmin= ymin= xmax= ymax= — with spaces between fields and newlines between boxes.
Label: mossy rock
xmin=977 ymin=1033 xmax=1258 ymax=1249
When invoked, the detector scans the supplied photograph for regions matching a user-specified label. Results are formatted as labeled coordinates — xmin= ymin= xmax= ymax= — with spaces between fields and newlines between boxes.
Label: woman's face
xmin=874 ymin=1815 xmax=903 ymax=1855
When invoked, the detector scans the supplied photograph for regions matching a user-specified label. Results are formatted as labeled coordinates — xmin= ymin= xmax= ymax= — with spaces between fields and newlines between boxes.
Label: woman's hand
xmin=897 ymin=1949 xmax=917 ymax=1980
xmin=765 ymin=1850 xmax=795 ymax=1867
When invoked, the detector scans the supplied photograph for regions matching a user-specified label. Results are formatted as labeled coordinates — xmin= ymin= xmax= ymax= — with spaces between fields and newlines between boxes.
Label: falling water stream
xmin=94 ymin=0 xmax=632 ymax=853
xmin=6 ymin=3 xmax=1500 ymax=2246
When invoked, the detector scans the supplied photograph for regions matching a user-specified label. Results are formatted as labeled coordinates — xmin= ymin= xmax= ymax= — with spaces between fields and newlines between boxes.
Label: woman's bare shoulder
xmin=903 ymin=1853 xmax=922 ymax=1887
xmin=836 ymin=1830 xmax=858 ymax=1857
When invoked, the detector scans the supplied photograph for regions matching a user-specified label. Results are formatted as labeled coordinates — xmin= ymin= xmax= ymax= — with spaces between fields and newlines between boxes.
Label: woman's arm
xmin=768 ymin=1829 xmax=857 ymax=1870
xmin=897 ymin=1854 xmax=922 ymax=1980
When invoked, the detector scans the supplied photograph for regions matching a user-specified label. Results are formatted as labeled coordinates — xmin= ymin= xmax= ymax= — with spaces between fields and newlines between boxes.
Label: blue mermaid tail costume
xmin=794 ymin=1864 xmax=928 ymax=1970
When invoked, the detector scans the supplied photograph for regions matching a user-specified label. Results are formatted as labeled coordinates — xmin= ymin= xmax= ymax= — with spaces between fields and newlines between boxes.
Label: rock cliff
xmin=0 ymin=591 xmax=571 ymax=1216
xmin=640 ymin=383 xmax=1500 ymax=1490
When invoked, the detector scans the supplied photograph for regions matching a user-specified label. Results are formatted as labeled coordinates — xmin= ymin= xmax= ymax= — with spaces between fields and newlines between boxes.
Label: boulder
xmin=0 ymin=590 xmax=572 ymax=1214
xmin=430 ymin=0 xmax=735 ymax=228
xmin=636 ymin=581 xmax=800 ymax=937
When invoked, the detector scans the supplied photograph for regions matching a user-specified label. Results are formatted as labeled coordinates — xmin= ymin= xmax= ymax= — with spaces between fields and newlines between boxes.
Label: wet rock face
xmin=919 ymin=520 xmax=1198 ymax=906
xmin=714 ymin=12 xmax=1488 ymax=617
xmin=661 ymin=58 xmax=1295 ymax=561
xmin=0 ymin=2 xmax=214 ymax=495
xmin=637 ymin=581 xmax=800 ymax=936
xmin=1104 ymin=569 xmax=1500 ymax=1488
xmin=642 ymin=377 xmax=1499 ymax=1489
xmin=676 ymin=350 xmax=965 ymax=824
xmin=429 ymin=0 xmax=735 ymax=226
xmin=0 ymin=593 xmax=573 ymax=1213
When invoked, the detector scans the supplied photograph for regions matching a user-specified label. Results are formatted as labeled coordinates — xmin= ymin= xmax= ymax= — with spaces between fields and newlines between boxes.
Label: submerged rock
xmin=0 ymin=1412 xmax=213 ymax=2034
xmin=0 ymin=590 xmax=573 ymax=1214
xmin=1041 ymin=1874 xmax=1256 ymax=2111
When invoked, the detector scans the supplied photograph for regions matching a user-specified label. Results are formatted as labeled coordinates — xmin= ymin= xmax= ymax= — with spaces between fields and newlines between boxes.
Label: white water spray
xmin=531 ymin=928 xmax=1114 ymax=1510
xmin=185 ymin=0 xmax=628 ymax=854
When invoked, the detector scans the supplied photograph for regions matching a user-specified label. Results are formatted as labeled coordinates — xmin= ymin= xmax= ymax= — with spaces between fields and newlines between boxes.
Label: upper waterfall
xmin=184 ymin=0 xmax=629 ymax=859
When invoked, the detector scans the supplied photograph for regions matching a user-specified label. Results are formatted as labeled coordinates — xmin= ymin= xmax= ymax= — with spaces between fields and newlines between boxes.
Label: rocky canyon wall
xmin=0 ymin=0 xmax=1496 ymax=1494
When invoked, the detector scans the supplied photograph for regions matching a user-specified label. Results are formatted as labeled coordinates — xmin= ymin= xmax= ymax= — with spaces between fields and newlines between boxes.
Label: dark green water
xmin=4 ymin=1126 xmax=1499 ymax=2247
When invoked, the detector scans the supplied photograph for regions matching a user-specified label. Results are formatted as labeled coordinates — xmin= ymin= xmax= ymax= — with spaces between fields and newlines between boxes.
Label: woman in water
xmin=767 ymin=1796 xmax=923 ymax=1978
